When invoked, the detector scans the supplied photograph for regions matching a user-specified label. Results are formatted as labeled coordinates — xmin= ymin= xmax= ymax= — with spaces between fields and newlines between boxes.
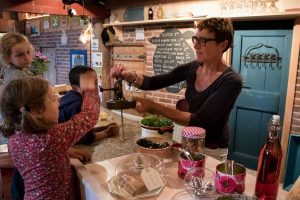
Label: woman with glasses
xmin=110 ymin=17 xmax=242 ymax=161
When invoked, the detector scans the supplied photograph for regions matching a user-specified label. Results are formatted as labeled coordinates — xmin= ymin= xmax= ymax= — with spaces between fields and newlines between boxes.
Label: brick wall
xmin=29 ymin=28 xmax=90 ymax=84
xmin=121 ymin=22 xmax=195 ymax=108
xmin=291 ymin=48 xmax=300 ymax=134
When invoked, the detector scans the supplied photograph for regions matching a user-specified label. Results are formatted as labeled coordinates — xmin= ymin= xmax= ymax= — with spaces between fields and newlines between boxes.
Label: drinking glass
xmin=184 ymin=167 xmax=215 ymax=198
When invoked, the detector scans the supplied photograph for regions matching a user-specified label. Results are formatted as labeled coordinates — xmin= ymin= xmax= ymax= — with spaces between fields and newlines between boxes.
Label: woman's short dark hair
xmin=196 ymin=17 xmax=233 ymax=52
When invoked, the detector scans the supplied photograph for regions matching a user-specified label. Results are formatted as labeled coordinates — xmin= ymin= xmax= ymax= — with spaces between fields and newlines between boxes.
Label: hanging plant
xmin=30 ymin=51 xmax=50 ymax=75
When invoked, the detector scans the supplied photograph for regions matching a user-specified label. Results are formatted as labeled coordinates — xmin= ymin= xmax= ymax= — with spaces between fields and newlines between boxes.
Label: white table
xmin=71 ymin=154 xmax=288 ymax=200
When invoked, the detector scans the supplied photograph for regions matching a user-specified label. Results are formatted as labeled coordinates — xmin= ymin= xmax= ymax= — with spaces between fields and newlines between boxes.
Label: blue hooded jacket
xmin=59 ymin=90 xmax=95 ymax=144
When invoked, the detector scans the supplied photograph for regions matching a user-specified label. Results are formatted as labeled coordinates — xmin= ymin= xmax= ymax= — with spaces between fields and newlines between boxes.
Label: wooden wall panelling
xmin=0 ymin=18 xmax=15 ymax=32
xmin=281 ymin=17 xmax=300 ymax=180
xmin=111 ymin=43 xmax=146 ymax=116
xmin=96 ymin=22 xmax=112 ymax=107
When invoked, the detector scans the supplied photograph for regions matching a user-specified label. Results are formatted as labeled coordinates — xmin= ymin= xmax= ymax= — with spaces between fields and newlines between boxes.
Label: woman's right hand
xmin=110 ymin=63 xmax=127 ymax=78
xmin=110 ymin=64 xmax=137 ymax=84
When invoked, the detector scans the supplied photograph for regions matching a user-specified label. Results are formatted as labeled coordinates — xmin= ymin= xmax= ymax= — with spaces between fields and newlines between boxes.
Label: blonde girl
xmin=0 ymin=75 xmax=99 ymax=200
xmin=0 ymin=32 xmax=34 ymax=86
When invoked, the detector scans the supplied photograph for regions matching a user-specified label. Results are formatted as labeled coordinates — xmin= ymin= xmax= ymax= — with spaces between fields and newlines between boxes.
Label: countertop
xmin=74 ymin=107 xmax=142 ymax=162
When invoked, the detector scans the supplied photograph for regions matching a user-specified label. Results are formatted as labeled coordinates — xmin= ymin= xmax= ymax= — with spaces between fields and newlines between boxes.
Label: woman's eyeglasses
xmin=192 ymin=36 xmax=217 ymax=46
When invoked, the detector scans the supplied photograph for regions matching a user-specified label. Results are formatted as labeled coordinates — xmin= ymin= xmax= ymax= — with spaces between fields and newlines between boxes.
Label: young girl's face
xmin=8 ymin=41 xmax=33 ymax=68
xmin=40 ymin=86 xmax=60 ymax=125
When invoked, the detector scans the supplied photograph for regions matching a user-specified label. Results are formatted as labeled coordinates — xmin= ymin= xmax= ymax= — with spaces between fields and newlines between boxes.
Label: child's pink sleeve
xmin=49 ymin=89 xmax=100 ymax=151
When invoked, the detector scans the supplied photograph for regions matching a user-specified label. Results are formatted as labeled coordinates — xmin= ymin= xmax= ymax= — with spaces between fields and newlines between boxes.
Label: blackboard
xmin=150 ymin=28 xmax=195 ymax=93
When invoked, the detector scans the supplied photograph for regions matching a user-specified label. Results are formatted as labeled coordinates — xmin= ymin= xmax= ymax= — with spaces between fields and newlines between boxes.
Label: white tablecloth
xmin=71 ymin=154 xmax=287 ymax=200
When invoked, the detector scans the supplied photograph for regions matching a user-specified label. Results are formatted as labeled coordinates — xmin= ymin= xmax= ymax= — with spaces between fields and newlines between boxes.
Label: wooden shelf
xmin=104 ymin=17 xmax=204 ymax=27
xmin=104 ymin=11 xmax=300 ymax=27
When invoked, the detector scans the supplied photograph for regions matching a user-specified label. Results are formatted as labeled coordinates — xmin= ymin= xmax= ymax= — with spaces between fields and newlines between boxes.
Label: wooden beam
xmin=0 ymin=18 xmax=15 ymax=32
xmin=0 ymin=0 xmax=110 ymax=19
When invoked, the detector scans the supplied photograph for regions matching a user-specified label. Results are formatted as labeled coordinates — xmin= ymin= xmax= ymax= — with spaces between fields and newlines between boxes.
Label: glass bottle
xmin=255 ymin=115 xmax=282 ymax=200
xmin=148 ymin=5 xmax=153 ymax=20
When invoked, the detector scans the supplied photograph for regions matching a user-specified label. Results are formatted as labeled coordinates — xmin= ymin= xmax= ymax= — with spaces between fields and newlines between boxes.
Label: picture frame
xmin=68 ymin=16 xmax=80 ymax=28
xmin=30 ymin=20 xmax=40 ymax=36
xmin=70 ymin=49 xmax=87 ymax=68
xmin=60 ymin=16 xmax=68 ymax=28
xmin=50 ymin=16 xmax=60 ymax=30
xmin=42 ymin=17 xmax=50 ymax=32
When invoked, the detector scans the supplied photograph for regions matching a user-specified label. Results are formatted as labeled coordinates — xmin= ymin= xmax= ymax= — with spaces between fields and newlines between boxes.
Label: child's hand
xmin=67 ymin=148 xmax=91 ymax=163
xmin=80 ymin=71 xmax=97 ymax=91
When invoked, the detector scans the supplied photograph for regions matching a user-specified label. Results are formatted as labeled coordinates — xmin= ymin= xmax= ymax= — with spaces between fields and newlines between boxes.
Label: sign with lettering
xmin=150 ymin=28 xmax=195 ymax=93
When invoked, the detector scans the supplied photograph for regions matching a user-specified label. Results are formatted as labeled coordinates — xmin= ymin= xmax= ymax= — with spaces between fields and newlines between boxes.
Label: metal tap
xmin=100 ymin=77 xmax=136 ymax=141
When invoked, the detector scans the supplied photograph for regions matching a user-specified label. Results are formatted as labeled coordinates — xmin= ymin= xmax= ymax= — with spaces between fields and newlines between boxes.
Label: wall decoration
xmin=30 ymin=20 xmax=40 ymax=36
xmin=150 ymin=28 xmax=195 ymax=93
xmin=42 ymin=17 xmax=50 ymax=31
xmin=25 ymin=21 xmax=31 ymax=35
xmin=92 ymin=52 xmax=102 ymax=68
xmin=70 ymin=49 xmax=87 ymax=68
xmin=50 ymin=16 xmax=60 ymax=30
xmin=61 ymin=16 xmax=68 ymax=28
xmin=91 ymin=38 xmax=99 ymax=51
xmin=135 ymin=28 xmax=145 ymax=40
xmin=68 ymin=16 xmax=80 ymax=28
xmin=242 ymin=43 xmax=282 ymax=69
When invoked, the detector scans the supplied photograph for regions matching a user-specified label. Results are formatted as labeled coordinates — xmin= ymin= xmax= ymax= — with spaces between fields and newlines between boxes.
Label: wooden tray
xmin=283 ymin=134 xmax=300 ymax=191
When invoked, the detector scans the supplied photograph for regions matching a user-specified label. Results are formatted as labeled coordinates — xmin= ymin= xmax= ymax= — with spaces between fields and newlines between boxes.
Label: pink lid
xmin=181 ymin=126 xmax=206 ymax=139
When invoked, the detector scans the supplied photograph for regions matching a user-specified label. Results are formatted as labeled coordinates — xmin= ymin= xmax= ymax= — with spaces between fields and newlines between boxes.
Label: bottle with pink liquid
xmin=255 ymin=115 xmax=282 ymax=200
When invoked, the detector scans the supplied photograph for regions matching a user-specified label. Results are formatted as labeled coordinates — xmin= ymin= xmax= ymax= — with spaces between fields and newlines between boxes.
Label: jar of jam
xmin=181 ymin=126 xmax=206 ymax=154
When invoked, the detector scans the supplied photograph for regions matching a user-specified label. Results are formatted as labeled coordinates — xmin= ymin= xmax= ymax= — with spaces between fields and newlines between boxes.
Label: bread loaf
xmin=117 ymin=171 xmax=147 ymax=196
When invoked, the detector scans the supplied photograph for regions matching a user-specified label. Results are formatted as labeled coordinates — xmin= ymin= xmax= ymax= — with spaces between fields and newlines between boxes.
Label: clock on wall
xmin=135 ymin=28 xmax=145 ymax=40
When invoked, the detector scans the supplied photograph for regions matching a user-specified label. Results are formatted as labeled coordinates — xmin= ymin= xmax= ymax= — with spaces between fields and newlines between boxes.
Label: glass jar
xmin=181 ymin=126 xmax=206 ymax=154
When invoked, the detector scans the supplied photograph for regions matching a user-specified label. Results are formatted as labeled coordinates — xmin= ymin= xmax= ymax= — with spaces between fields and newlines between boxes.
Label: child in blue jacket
xmin=59 ymin=65 xmax=119 ymax=145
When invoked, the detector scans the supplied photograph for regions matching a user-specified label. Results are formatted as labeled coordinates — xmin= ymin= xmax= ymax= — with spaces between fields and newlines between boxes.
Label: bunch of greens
xmin=140 ymin=115 xmax=173 ymax=127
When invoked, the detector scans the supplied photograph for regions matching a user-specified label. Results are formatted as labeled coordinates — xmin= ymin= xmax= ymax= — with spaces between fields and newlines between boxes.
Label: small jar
xmin=181 ymin=126 xmax=206 ymax=154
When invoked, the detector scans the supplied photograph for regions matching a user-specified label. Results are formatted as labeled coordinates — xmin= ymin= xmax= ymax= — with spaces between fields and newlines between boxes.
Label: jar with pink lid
xmin=181 ymin=126 xmax=206 ymax=154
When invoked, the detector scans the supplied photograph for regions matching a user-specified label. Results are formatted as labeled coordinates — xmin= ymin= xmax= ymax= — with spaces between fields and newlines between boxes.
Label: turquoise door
xmin=228 ymin=29 xmax=292 ymax=169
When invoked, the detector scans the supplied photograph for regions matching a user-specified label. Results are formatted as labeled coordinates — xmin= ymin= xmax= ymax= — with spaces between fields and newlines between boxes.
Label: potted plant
xmin=30 ymin=51 xmax=49 ymax=75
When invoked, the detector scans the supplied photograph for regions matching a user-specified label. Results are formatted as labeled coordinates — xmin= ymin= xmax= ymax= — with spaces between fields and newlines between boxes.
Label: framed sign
xmin=42 ymin=17 xmax=50 ymax=31
xmin=70 ymin=49 xmax=87 ymax=68
xmin=30 ymin=20 xmax=40 ymax=36
xmin=50 ymin=16 xmax=60 ymax=30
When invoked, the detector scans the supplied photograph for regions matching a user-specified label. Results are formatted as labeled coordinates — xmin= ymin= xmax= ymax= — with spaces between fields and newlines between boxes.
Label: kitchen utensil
xmin=100 ymin=77 xmax=136 ymax=141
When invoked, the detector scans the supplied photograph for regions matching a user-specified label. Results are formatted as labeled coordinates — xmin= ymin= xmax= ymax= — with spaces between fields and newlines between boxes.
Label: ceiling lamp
xmin=79 ymin=23 xmax=93 ymax=44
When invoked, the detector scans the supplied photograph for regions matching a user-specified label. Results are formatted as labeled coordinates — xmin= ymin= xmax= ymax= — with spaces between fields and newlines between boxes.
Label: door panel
xmin=41 ymin=47 xmax=56 ymax=85
xmin=229 ymin=29 xmax=292 ymax=169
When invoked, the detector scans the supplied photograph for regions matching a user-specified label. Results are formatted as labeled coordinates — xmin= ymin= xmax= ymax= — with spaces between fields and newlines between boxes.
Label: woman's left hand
xmin=134 ymin=97 xmax=155 ymax=113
